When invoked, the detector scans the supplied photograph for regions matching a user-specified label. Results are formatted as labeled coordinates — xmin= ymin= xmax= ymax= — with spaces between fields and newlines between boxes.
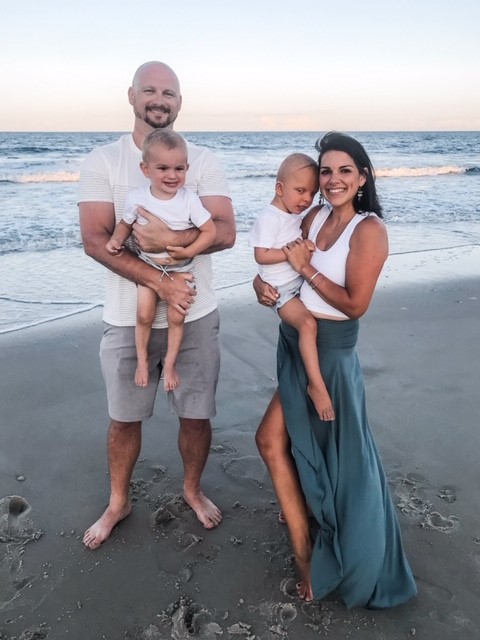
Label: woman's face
xmin=319 ymin=150 xmax=366 ymax=208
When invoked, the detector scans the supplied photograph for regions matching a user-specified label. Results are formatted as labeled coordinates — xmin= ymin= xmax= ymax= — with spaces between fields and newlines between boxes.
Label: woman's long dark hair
xmin=315 ymin=132 xmax=383 ymax=218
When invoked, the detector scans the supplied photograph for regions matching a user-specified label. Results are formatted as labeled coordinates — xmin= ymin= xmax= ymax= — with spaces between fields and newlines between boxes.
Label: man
xmin=79 ymin=61 xmax=235 ymax=549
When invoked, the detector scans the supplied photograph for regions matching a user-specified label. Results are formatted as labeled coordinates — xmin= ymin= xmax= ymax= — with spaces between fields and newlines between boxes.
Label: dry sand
xmin=1 ymin=278 xmax=479 ymax=639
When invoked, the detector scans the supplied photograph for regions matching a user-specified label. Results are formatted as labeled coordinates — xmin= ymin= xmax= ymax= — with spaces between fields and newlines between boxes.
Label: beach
xmin=1 ymin=269 xmax=479 ymax=639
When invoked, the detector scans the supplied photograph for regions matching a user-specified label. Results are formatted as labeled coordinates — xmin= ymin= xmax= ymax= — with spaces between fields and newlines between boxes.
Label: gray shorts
xmin=100 ymin=309 xmax=220 ymax=422
xmin=274 ymin=275 xmax=303 ymax=312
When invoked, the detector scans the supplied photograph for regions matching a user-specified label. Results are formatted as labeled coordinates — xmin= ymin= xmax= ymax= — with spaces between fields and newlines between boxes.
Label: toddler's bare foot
xmin=83 ymin=502 xmax=131 ymax=550
xmin=307 ymin=384 xmax=335 ymax=421
xmin=134 ymin=361 xmax=149 ymax=387
xmin=183 ymin=489 xmax=222 ymax=529
xmin=163 ymin=359 xmax=179 ymax=391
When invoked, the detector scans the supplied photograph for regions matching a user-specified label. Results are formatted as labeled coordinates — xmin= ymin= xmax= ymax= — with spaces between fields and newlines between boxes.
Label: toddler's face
xmin=142 ymin=144 xmax=188 ymax=197
xmin=277 ymin=166 xmax=319 ymax=214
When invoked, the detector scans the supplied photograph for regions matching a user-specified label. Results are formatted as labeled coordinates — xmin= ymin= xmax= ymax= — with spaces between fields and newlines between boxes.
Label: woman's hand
xmin=283 ymin=238 xmax=315 ymax=274
xmin=253 ymin=274 xmax=279 ymax=307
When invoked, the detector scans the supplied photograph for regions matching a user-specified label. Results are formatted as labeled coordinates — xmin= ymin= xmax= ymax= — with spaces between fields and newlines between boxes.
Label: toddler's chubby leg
xmin=278 ymin=297 xmax=335 ymax=421
xmin=134 ymin=285 xmax=158 ymax=387
xmin=162 ymin=305 xmax=185 ymax=391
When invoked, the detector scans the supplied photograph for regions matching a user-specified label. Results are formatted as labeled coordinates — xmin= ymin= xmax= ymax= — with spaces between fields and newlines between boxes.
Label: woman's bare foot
xmin=163 ymin=359 xmax=179 ymax=391
xmin=134 ymin=361 xmax=149 ymax=387
xmin=83 ymin=503 xmax=132 ymax=550
xmin=183 ymin=489 xmax=222 ymax=529
xmin=294 ymin=556 xmax=314 ymax=602
xmin=307 ymin=384 xmax=335 ymax=421
xmin=296 ymin=580 xmax=314 ymax=602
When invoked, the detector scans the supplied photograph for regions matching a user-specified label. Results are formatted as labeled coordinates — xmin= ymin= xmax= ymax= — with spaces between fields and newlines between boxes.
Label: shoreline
xmin=1 ymin=276 xmax=479 ymax=639
xmin=1 ymin=239 xmax=479 ymax=334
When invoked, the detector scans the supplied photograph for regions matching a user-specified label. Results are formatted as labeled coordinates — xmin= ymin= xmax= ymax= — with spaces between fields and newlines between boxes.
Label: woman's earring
xmin=318 ymin=192 xmax=325 ymax=205
xmin=357 ymin=188 xmax=363 ymax=202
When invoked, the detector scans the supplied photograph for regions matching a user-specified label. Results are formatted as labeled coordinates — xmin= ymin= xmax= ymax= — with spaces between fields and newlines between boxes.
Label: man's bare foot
xmin=183 ymin=489 xmax=222 ymax=529
xmin=163 ymin=359 xmax=179 ymax=391
xmin=83 ymin=503 xmax=132 ymax=550
xmin=295 ymin=556 xmax=314 ymax=602
xmin=307 ymin=384 xmax=335 ymax=421
xmin=134 ymin=361 xmax=149 ymax=387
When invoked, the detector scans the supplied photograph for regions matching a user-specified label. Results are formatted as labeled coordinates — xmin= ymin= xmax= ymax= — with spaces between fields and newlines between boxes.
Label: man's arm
xmin=79 ymin=201 xmax=196 ymax=314
xmin=199 ymin=195 xmax=235 ymax=253
xmin=131 ymin=195 xmax=235 ymax=255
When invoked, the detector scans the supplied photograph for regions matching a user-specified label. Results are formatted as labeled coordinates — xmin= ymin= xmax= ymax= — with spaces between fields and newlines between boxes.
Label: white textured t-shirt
xmin=78 ymin=134 xmax=231 ymax=328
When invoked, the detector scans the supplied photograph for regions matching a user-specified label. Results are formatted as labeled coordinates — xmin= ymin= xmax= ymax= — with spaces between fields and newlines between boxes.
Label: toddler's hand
xmin=166 ymin=245 xmax=190 ymax=260
xmin=106 ymin=240 xmax=124 ymax=256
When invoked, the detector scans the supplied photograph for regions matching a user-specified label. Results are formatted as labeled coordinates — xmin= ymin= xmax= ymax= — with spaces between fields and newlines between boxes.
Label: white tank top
xmin=300 ymin=206 xmax=375 ymax=319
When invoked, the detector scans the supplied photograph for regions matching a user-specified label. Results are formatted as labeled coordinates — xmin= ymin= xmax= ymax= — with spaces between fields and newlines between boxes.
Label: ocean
xmin=1 ymin=131 xmax=479 ymax=333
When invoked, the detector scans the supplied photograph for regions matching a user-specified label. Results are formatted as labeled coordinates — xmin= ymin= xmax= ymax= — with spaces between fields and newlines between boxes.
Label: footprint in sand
xmin=421 ymin=511 xmax=460 ymax=533
xmin=0 ymin=495 xmax=42 ymax=544
xmin=150 ymin=505 xmax=176 ymax=528
xmin=393 ymin=476 xmax=460 ymax=533
xmin=280 ymin=577 xmax=298 ymax=598
xmin=0 ymin=496 xmax=42 ymax=613
xmin=437 ymin=486 xmax=457 ymax=503
xmin=211 ymin=443 xmax=238 ymax=455
xmin=469 ymin=548 xmax=480 ymax=577
xmin=277 ymin=602 xmax=297 ymax=625
xmin=222 ymin=456 xmax=267 ymax=487
xmin=393 ymin=479 xmax=432 ymax=518
xmin=168 ymin=597 xmax=222 ymax=639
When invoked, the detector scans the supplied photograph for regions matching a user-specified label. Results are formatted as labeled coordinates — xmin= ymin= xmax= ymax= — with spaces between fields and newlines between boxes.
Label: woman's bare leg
xmin=256 ymin=391 xmax=314 ymax=601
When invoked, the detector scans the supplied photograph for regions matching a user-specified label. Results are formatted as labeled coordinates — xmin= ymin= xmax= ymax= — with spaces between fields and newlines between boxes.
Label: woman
xmin=254 ymin=132 xmax=416 ymax=608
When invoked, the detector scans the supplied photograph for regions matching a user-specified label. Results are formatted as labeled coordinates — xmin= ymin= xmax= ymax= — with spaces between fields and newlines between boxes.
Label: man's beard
xmin=140 ymin=105 xmax=175 ymax=129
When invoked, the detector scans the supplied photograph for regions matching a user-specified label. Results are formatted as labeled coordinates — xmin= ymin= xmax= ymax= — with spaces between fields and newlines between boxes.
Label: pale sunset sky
xmin=2 ymin=0 xmax=479 ymax=132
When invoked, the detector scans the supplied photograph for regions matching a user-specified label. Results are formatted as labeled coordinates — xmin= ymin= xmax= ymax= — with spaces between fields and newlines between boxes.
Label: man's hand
xmin=253 ymin=274 xmax=279 ymax=307
xmin=132 ymin=208 xmax=198 ymax=253
xmin=158 ymin=271 xmax=197 ymax=317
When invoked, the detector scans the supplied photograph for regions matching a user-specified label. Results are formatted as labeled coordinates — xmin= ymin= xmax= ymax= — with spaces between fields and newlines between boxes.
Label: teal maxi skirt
xmin=277 ymin=319 xmax=417 ymax=609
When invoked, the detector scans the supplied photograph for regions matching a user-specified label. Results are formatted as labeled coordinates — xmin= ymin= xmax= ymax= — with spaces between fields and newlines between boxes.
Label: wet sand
xmin=1 ymin=278 xmax=479 ymax=639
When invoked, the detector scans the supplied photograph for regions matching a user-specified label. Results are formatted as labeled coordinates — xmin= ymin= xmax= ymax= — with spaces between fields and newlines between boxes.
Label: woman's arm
xmin=284 ymin=216 xmax=388 ymax=319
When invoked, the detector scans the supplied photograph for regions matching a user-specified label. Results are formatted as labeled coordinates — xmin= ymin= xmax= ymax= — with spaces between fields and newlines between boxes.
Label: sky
xmin=1 ymin=0 xmax=479 ymax=132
